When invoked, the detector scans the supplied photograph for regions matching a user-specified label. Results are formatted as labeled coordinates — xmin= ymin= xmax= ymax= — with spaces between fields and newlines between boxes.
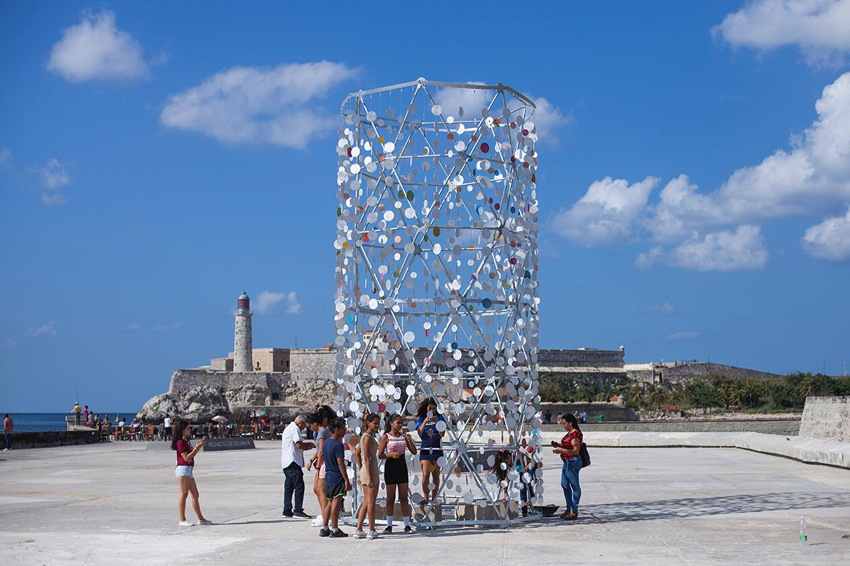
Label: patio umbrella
xmin=212 ymin=415 xmax=228 ymax=423
xmin=251 ymin=410 xmax=267 ymax=417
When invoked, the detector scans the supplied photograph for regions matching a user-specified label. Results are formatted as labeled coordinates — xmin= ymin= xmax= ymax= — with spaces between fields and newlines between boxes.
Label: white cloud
xmin=39 ymin=158 xmax=69 ymax=190
xmin=47 ymin=10 xmax=150 ymax=82
xmin=531 ymin=97 xmax=573 ymax=143
xmin=160 ymin=62 xmax=357 ymax=148
xmin=552 ymin=176 xmax=660 ymax=246
xmin=1 ymin=339 xmax=18 ymax=349
xmin=120 ymin=323 xmax=144 ymax=331
xmin=637 ymin=225 xmax=769 ymax=272
xmin=36 ymin=158 xmax=70 ymax=206
xmin=254 ymin=291 xmax=302 ymax=315
xmin=802 ymin=205 xmax=850 ymax=262
xmin=558 ymin=72 xmax=850 ymax=267
xmin=0 ymin=147 xmax=10 ymax=167
xmin=664 ymin=331 xmax=700 ymax=341
xmin=644 ymin=303 xmax=677 ymax=315
xmin=432 ymin=82 xmax=490 ymax=118
xmin=26 ymin=320 xmax=58 ymax=337
xmin=713 ymin=0 xmax=850 ymax=66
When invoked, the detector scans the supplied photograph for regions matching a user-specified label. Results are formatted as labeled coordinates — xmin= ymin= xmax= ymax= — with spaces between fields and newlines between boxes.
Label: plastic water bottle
xmin=799 ymin=516 xmax=808 ymax=547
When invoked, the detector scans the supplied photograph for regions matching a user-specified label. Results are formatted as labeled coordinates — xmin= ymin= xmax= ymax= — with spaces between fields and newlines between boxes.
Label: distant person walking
xmin=552 ymin=414 xmax=583 ymax=520
xmin=71 ymin=402 xmax=82 ymax=427
xmin=379 ymin=413 xmax=417 ymax=534
xmin=3 ymin=414 xmax=13 ymax=451
xmin=172 ymin=420 xmax=212 ymax=526
xmin=281 ymin=415 xmax=314 ymax=518
xmin=163 ymin=416 xmax=172 ymax=441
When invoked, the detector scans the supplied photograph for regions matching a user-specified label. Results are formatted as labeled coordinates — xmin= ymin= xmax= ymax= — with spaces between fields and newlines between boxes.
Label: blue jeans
xmin=283 ymin=463 xmax=305 ymax=514
xmin=4 ymin=433 xmax=10 ymax=450
xmin=561 ymin=457 xmax=582 ymax=512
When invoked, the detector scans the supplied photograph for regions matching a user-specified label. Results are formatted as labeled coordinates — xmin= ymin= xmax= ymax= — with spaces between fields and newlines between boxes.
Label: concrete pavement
xmin=1 ymin=441 xmax=848 ymax=565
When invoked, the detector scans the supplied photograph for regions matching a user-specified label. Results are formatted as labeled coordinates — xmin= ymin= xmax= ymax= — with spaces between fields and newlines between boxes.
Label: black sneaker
xmin=282 ymin=511 xmax=294 ymax=518
xmin=293 ymin=511 xmax=310 ymax=518
xmin=403 ymin=525 xmax=413 ymax=534
xmin=319 ymin=527 xmax=331 ymax=537
xmin=382 ymin=526 xmax=393 ymax=534
xmin=329 ymin=529 xmax=348 ymax=538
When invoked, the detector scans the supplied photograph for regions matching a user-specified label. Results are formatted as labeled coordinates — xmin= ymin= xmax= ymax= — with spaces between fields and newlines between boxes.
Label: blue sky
xmin=1 ymin=1 xmax=848 ymax=412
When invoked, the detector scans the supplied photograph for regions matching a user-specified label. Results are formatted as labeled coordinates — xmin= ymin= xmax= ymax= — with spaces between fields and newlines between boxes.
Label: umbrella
xmin=212 ymin=416 xmax=228 ymax=423
xmin=251 ymin=410 xmax=267 ymax=417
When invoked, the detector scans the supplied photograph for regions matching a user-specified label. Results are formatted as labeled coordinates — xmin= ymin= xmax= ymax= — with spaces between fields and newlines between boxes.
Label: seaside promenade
xmin=1 ymin=441 xmax=849 ymax=565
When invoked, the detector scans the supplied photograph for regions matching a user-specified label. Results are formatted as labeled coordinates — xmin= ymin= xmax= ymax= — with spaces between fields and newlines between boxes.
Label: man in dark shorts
xmin=320 ymin=418 xmax=351 ymax=538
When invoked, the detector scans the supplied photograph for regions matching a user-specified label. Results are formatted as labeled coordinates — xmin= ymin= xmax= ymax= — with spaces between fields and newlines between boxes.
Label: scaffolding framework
xmin=333 ymin=79 xmax=542 ymax=526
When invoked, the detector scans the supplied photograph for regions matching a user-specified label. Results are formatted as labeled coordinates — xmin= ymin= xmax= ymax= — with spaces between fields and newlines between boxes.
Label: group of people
xmin=279 ymin=400 xmax=446 ymax=538
xmin=170 ymin=400 xmax=585 ymax=533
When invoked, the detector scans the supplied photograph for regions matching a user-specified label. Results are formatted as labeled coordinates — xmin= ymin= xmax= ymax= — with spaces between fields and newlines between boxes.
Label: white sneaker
xmin=197 ymin=519 xmax=213 ymax=525
xmin=353 ymin=530 xmax=365 ymax=539
xmin=179 ymin=521 xmax=192 ymax=527
xmin=367 ymin=530 xmax=378 ymax=540
xmin=311 ymin=515 xmax=324 ymax=527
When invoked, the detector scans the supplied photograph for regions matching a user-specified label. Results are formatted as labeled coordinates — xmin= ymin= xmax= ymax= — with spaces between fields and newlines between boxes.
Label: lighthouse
xmin=233 ymin=292 xmax=253 ymax=373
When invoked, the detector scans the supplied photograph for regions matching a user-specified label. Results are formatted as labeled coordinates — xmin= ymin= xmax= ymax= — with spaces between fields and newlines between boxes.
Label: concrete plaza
xmin=1 ymin=441 xmax=848 ymax=565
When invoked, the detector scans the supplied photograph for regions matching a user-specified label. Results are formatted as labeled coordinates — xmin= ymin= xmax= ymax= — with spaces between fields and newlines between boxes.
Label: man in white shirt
xmin=281 ymin=415 xmax=314 ymax=518
xmin=163 ymin=416 xmax=172 ymax=441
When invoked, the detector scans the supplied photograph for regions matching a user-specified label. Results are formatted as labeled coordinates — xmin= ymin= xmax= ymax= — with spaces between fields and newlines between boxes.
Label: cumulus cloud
xmin=644 ymin=303 xmax=677 ymax=315
xmin=160 ymin=62 xmax=357 ymax=148
xmin=551 ymin=176 xmax=660 ymax=246
xmin=36 ymin=158 xmax=70 ymax=206
xmin=531 ymin=97 xmax=573 ymax=143
xmin=713 ymin=0 xmax=850 ymax=66
xmin=47 ymin=10 xmax=151 ymax=82
xmin=636 ymin=225 xmax=769 ymax=272
xmin=26 ymin=320 xmax=58 ymax=337
xmin=802 ymin=205 xmax=850 ymax=262
xmin=558 ymin=72 xmax=850 ymax=268
xmin=664 ymin=331 xmax=700 ymax=341
xmin=254 ymin=291 xmax=301 ymax=315
xmin=39 ymin=158 xmax=69 ymax=190
xmin=432 ymin=85 xmax=571 ymax=143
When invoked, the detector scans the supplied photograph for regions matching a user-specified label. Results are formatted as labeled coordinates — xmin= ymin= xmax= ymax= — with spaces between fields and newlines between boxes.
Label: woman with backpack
xmin=552 ymin=413 xmax=583 ymax=520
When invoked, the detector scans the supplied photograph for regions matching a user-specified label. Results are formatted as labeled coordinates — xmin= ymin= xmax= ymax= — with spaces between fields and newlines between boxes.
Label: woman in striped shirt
xmin=378 ymin=414 xmax=417 ymax=534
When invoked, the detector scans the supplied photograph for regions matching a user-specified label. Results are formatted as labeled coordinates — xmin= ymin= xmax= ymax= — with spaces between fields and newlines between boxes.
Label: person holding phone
xmin=552 ymin=413 xmax=583 ymax=520
xmin=378 ymin=413 xmax=417 ymax=534
xmin=171 ymin=420 xmax=212 ymax=526
xmin=415 ymin=398 xmax=446 ymax=505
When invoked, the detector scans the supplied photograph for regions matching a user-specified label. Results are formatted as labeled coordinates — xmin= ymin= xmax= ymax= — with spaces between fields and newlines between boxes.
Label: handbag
xmin=579 ymin=442 xmax=591 ymax=468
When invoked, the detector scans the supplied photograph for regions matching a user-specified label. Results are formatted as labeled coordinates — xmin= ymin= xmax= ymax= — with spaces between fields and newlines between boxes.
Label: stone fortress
xmin=138 ymin=292 xmax=784 ymax=423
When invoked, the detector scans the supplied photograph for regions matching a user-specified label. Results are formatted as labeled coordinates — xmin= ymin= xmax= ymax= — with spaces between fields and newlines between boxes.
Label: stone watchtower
xmin=233 ymin=292 xmax=253 ymax=372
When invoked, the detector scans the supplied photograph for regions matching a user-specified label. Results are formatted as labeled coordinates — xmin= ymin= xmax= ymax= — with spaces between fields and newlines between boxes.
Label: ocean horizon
xmin=5 ymin=413 xmax=142 ymax=433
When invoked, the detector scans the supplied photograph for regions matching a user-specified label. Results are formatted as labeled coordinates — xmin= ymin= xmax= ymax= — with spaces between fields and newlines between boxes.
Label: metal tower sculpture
xmin=333 ymin=79 xmax=542 ymax=526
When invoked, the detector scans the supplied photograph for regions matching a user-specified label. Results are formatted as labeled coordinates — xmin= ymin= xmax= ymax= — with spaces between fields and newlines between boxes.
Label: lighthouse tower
xmin=233 ymin=292 xmax=253 ymax=373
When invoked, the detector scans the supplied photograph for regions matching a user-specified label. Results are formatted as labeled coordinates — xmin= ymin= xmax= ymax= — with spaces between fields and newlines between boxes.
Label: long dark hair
xmin=317 ymin=405 xmax=335 ymax=426
xmin=170 ymin=420 xmax=190 ymax=451
xmin=363 ymin=413 xmax=380 ymax=431
xmin=385 ymin=413 xmax=402 ymax=434
xmin=562 ymin=413 xmax=581 ymax=433
xmin=416 ymin=398 xmax=438 ymax=419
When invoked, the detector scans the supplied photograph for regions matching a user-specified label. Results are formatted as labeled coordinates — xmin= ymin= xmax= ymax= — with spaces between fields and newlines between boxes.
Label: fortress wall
xmin=284 ymin=349 xmax=337 ymax=407
xmin=800 ymin=396 xmax=849 ymax=442
xmin=660 ymin=363 xmax=781 ymax=383
xmin=537 ymin=349 xmax=624 ymax=368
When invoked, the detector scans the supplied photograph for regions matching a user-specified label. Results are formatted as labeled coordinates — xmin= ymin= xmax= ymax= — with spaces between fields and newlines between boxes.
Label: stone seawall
xmin=540 ymin=419 xmax=801 ymax=436
xmin=800 ymin=396 xmax=848 ymax=442
xmin=5 ymin=430 xmax=100 ymax=450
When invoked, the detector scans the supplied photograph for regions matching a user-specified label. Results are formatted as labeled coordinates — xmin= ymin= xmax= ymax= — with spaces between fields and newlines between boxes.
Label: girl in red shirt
xmin=552 ymin=413 xmax=583 ymax=520
xmin=171 ymin=421 xmax=212 ymax=526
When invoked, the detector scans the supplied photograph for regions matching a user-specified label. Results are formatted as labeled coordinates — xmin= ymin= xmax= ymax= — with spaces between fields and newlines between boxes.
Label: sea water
xmin=5 ymin=413 xmax=139 ymax=432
